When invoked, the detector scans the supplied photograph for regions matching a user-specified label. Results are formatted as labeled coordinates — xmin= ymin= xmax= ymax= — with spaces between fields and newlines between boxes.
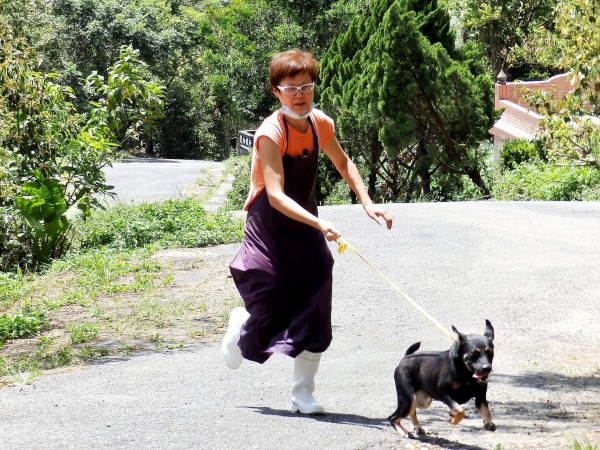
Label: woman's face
xmin=273 ymin=72 xmax=314 ymax=116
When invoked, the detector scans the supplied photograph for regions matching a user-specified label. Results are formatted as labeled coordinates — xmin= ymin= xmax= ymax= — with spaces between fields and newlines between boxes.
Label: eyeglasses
xmin=277 ymin=82 xmax=315 ymax=95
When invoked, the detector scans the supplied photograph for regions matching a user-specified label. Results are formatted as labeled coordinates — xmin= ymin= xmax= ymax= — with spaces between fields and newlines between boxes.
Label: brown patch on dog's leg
xmin=392 ymin=418 xmax=415 ymax=439
xmin=478 ymin=402 xmax=496 ymax=431
xmin=391 ymin=398 xmax=418 ymax=439
xmin=408 ymin=402 xmax=425 ymax=435
xmin=409 ymin=413 xmax=425 ymax=435
xmin=449 ymin=406 xmax=465 ymax=425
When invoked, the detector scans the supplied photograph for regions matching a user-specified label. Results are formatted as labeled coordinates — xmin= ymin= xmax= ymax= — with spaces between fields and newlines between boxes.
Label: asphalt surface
xmin=1 ymin=160 xmax=599 ymax=449
xmin=100 ymin=157 xmax=224 ymax=204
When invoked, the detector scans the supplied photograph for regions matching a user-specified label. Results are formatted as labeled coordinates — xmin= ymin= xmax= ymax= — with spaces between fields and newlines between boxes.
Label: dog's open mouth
xmin=473 ymin=371 xmax=489 ymax=383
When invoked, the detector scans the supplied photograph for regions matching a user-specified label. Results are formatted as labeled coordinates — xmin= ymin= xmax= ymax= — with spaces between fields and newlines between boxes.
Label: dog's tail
xmin=405 ymin=342 xmax=421 ymax=356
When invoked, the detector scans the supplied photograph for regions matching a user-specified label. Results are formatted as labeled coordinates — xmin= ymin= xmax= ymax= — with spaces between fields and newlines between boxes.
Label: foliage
xmin=0 ymin=207 xmax=28 ymax=273
xmin=321 ymin=179 xmax=353 ymax=205
xmin=428 ymin=172 xmax=485 ymax=201
xmin=491 ymin=163 xmax=600 ymax=201
xmin=77 ymin=198 xmax=244 ymax=250
xmin=224 ymin=155 xmax=252 ymax=211
xmin=67 ymin=322 xmax=99 ymax=344
xmin=0 ymin=9 xmax=164 ymax=271
xmin=0 ymin=312 xmax=46 ymax=344
xmin=500 ymin=139 xmax=546 ymax=171
xmin=538 ymin=113 xmax=600 ymax=167
xmin=0 ymin=195 xmax=245 ymax=381
xmin=85 ymin=46 xmax=165 ymax=151
xmin=13 ymin=170 xmax=88 ymax=265
xmin=47 ymin=0 xmax=296 ymax=159
xmin=320 ymin=0 xmax=496 ymax=202
xmin=572 ymin=438 xmax=599 ymax=450
xmin=268 ymin=0 xmax=369 ymax=55
xmin=450 ymin=0 xmax=555 ymax=78
xmin=515 ymin=0 xmax=599 ymax=100
xmin=317 ymin=151 xmax=346 ymax=204
xmin=0 ymin=273 xmax=26 ymax=309
xmin=515 ymin=0 xmax=599 ymax=167
xmin=1 ymin=13 xmax=88 ymax=270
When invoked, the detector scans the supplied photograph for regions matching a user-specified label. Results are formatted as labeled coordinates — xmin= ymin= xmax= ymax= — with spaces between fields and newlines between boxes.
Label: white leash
xmin=335 ymin=238 xmax=457 ymax=342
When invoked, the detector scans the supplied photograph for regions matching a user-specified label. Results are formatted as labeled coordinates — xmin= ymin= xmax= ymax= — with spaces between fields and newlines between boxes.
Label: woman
xmin=222 ymin=49 xmax=392 ymax=414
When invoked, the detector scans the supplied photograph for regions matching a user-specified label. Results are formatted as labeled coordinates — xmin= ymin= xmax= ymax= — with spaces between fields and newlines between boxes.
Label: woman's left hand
xmin=317 ymin=219 xmax=342 ymax=242
xmin=364 ymin=203 xmax=393 ymax=229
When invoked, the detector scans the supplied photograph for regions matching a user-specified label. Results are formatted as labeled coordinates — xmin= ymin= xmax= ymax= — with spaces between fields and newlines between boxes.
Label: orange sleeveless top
xmin=243 ymin=109 xmax=335 ymax=210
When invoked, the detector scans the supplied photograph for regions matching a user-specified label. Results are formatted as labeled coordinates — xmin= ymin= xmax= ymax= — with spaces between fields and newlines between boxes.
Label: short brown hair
xmin=269 ymin=50 xmax=318 ymax=89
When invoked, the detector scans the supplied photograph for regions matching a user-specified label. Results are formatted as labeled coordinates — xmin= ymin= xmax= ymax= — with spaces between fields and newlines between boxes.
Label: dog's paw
xmin=449 ymin=408 xmax=465 ymax=425
xmin=390 ymin=419 xmax=417 ymax=439
xmin=402 ymin=430 xmax=420 ymax=439
xmin=414 ymin=426 xmax=426 ymax=435
xmin=394 ymin=428 xmax=416 ymax=439
xmin=484 ymin=421 xmax=496 ymax=432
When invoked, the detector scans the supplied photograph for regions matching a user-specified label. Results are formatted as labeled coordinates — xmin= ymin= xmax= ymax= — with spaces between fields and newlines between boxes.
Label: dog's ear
xmin=484 ymin=319 xmax=494 ymax=341
xmin=452 ymin=325 xmax=466 ymax=343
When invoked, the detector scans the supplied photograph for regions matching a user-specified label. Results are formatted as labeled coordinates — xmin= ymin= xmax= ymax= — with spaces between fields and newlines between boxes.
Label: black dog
xmin=388 ymin=320 xmax=495 ymax=438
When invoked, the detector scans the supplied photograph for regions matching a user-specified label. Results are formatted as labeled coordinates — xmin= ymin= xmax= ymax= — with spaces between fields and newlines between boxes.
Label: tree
xmin=267 ymin=0 xmax=369 ymax=56
xmin=48 ymin=0 xmax=321 ymax=160
xmin=320 ymin=0 xmax=402 ymax=201
xmin=450 ymin=0 xmax=555 ymax=78
xmin=517 ymin=0 xmax=599 ymax=167
xmin=87 ymin=46 xmax=164 ymax=155
xmin=0 ymin=5 xmax=164 ymax=271
xmin=321 ymin=0 xmax=496 ymax=202
xmin=49 ymin=0 xmax=205 ymax=156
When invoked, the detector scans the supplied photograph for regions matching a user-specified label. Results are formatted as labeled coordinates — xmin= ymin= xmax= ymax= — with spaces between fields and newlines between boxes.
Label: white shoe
xmin=291 ymin=351 xmax=326 ymax=414
xmin=221 ymin=307 xmax=249 ymax=369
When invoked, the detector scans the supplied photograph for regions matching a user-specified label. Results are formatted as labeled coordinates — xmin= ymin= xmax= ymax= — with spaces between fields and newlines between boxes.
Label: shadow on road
xmin=413 ymin=435 xmax=488 ymax=450
xmin=245 ymin=407 xmax=489 ymax=449
xmin=486 ymin=371 xmax=600 ymax=432
xmin=119 ymin=157 xmax=183 ymax=164
xmin=244 ymin=406 xmax=387 ymax=430
xmin=496 ymin=370 xmax=600 ymax=393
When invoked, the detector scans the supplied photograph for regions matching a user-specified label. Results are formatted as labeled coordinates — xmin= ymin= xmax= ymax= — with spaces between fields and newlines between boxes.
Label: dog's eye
xmin=470 ymin=349 xmax=481 ymax=360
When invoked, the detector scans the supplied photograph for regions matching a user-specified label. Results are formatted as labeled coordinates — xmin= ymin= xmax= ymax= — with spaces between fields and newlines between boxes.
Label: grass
xmin=0 ymin=164 xmax=244 ymax=386
xmin=0 ymin=272 xmax=27 ymax=309
xmin=0 ymin=312 xmax=47 ymax=343
xmin=194 ymin=166 xmax=224 ymax=203
xmin=67 ymin=323 xmax=99 ymax=344
xmin=77 ymin=197 xmax=243 ymax=250
xmin=572 ymin=439 xmax=600 ymax=450
xmin=223 ymin=155 xmax=251 ymax=211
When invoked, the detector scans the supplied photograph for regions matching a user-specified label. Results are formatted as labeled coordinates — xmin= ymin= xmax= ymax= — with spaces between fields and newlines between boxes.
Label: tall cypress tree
xmin=320 ymin=0 xmax=396 ymax=199
xmin=320 ymin=0 xmax=495 ymax=201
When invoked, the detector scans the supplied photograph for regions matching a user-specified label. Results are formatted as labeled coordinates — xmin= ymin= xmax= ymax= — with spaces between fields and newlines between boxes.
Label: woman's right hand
xmin=317 ymin=219 xmax=341 ymax=242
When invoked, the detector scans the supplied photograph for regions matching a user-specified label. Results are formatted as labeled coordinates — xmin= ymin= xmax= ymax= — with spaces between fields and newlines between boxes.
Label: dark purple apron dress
xmin=229 ymin=116 xmax=334 ymax=364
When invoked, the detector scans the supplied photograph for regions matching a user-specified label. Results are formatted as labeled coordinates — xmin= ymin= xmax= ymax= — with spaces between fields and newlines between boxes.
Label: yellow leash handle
xmin=335 ymin=238 xmax=457 ymax=342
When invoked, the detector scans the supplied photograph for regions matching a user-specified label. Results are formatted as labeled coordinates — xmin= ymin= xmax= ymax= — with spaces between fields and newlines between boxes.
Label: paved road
xmin=101 ymin=157 xmax=224 ymax=203
xmin=1 ymin=176 xmax=599 ymax=448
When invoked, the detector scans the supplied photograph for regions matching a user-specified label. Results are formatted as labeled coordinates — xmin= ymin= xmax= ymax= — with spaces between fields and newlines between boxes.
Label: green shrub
xmin=77 ymin=198 xmax=244 ymax=250
xmin=491 ymin=163 xmax=600 ymax=200
xmin=0 ymin=20 xmax=164 ymax=272
xmin=428 ymin=173 xmax=486 ymax=202
xmin=500 ymin=139 xmax=546 ymax=171
xmin=224 ymin=155 xmax=251 ymax=211
xmin=0 ymin=273 xmax=26 ymax=309
xmin=67 ymin=323 xmax=99 ymax=344
xmin=322 ymin=179 xmax=353 ymax=205
xmin=0 ymin=312 xmax=46 ymax=344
